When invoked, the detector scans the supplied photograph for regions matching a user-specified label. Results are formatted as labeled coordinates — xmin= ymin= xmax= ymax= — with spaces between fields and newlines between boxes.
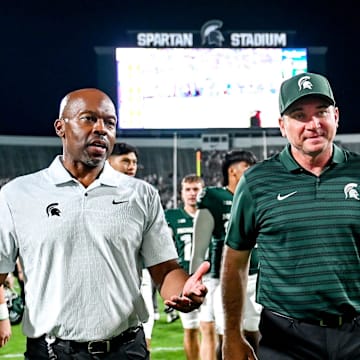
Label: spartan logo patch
xmin=297 ymin=76 xmax=313 ymax=91
xmin=46 ymin=203 xmax=61 ymax=217
xmin=344 ymin=183 xmax=360 ymax=200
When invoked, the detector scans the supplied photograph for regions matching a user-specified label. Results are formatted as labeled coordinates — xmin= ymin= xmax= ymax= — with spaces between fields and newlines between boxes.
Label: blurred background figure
xmin=165 ymin=174 xmax=205 ymax=360
xmin=0 ymin=285 xmax=11 ymax=348
xmin=250 ymin=110 xmax=262 ymax=127
xmin=191 ymin=150 xmax=261 ymax=360
xmin=109 ymin=142 xmax=139 ymax=177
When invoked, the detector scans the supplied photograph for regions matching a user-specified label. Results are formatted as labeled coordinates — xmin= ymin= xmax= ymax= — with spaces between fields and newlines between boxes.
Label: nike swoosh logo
xmin=112 ymin=200 xmax=129 ymax=205
xmin=277 ymin=191 xmax=297 ymax=201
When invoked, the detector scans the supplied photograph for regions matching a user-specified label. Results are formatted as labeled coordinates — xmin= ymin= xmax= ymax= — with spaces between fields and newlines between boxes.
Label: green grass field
xmin=0 ymin=296 xmax=186 ymax=360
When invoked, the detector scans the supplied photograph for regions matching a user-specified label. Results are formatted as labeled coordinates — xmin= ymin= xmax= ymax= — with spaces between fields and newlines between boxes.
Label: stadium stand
xmin=1 ymin=134 xmax=360 ymax=206
xmin=0 ymin=145 xmax=62 ymax=179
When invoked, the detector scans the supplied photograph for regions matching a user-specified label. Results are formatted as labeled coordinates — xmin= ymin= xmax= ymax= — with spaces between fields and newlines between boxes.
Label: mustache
xmin=87 ymin=136 xmax=110 ymax=150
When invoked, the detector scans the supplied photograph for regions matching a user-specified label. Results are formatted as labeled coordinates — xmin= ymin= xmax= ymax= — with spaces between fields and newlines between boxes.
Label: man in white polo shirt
xmin=109 ymin=141 xmax=156 ymax=353
xmin=0 ymin=88 xmax=209 ymax=359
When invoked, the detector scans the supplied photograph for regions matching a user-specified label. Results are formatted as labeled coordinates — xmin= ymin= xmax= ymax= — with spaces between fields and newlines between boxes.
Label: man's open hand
xmin=164 ymin=261 xmax=210 ymax=313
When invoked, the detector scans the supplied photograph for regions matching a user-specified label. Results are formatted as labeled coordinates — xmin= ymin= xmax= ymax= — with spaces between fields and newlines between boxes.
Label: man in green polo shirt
xmin=221 ymin=72 xmax=360 ymax=359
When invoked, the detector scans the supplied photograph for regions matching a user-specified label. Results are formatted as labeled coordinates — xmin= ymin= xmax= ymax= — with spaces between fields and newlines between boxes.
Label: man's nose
xmin=308 ymin=117 xmax=321 ymax=129
xmin=93 ymin=118 xmax=106 ymax=133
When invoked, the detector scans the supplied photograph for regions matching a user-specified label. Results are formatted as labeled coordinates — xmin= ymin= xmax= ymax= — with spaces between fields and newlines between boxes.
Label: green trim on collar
xmin=332 ymin=143 xmax=346 ymax=164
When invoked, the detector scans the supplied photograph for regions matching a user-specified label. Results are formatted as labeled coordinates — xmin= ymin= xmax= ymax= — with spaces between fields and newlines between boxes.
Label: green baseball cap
xmin=279 ymin=72 xmax=335 ymax=115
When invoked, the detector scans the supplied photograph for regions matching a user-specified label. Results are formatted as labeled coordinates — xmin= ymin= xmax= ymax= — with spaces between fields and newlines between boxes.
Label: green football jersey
xmin=165 ymin=208 xmax=194 ymax=273
xmin=197 ymin=186 xmax=259 ymax=278
xmin=226 ymin=144 xmax=360 ymax=319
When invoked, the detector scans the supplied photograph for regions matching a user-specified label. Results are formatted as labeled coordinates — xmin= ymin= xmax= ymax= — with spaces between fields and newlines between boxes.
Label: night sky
xmin=0 ymin=0 xmax=356 ymax=136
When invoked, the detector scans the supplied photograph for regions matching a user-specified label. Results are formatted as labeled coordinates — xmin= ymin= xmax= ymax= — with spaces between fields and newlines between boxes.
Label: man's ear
xmin=54 ymin=118 xmax=65 ymax=138
xmin=228 ymin=164 xmax=236 ymax=178
xmin=278 ymin=117 xmax=286 ymax=137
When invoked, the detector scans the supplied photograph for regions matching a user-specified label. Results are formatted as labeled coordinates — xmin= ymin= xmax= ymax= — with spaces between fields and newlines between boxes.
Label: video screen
xmin=115 ymin=47 xmax=307 ymax=129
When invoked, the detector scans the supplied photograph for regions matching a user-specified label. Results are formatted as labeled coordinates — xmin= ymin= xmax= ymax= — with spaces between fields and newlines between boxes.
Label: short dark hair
xmin=111 ymin=142 xmax=139 ymax=158
xmin=221 ymin=150 xmax=257 ymax=186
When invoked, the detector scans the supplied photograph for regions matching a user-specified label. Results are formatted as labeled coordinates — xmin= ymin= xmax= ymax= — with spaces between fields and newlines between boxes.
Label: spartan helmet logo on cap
xmin=297 ymin=76 xmax=313 ymax=91
xmin=344 ymin=183 xmax=360 ymax=201
xmin=200 ymin=19 xmax=225 ymax=46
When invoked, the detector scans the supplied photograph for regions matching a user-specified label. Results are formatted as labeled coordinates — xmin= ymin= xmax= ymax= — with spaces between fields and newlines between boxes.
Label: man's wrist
xmin=0 ymin=303 xmax=9 ymax=320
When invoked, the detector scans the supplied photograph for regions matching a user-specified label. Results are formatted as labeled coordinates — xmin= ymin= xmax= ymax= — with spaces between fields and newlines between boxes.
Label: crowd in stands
xmin=0 ymin=149 xmax=254 ymax=206
xmin=142 ymin=173 xmax=174 ymax=209
xmin=0 ymin=148 xmax=285 ymax=208
xmin=139 ymin=150 xmax=230 ymax=209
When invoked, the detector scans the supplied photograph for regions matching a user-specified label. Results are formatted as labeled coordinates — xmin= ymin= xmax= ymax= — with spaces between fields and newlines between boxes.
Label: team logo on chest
xmin=344 ymin=183 xmax=360 ymax=200
xmin=46 ymin=203 xmax=61 ymax=216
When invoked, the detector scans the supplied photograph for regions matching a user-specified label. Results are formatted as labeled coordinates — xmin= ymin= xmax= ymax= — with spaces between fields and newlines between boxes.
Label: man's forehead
xmin=59 ymin=93 xmax=116 ymax=118
xmin=183 ymin=181 xmax=203 ymax=188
